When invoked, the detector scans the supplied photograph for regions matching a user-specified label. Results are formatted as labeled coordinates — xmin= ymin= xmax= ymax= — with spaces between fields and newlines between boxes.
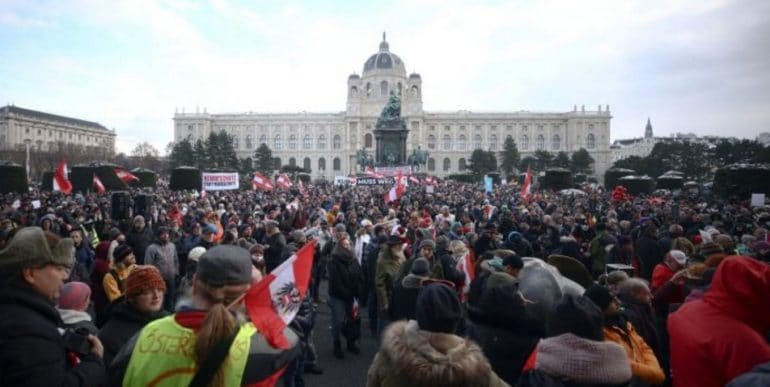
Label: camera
xmin=62 ymin=327 xmax=92 ymax=356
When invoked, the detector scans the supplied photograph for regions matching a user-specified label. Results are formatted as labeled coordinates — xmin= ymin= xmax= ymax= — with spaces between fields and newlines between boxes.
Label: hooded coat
xmin=366 ymin=320 xmax=509 ymax=387
xmin=97 ymin=300 xmax=168 ymax=367
xmin=466 ymin=283 xmax=544 ymax=385
xmin=668 ymin=256 xmax=770 ymax=387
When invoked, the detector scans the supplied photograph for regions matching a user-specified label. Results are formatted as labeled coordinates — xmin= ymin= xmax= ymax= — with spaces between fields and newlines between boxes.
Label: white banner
xmin=202 ymin=172 xmax=239 ymax=191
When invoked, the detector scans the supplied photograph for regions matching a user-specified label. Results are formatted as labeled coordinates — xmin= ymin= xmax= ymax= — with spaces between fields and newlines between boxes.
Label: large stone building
xmin=173 ymin=35 xmax=612 ymax=179
xmin=0 ymin=105 xmax=116 ymax=155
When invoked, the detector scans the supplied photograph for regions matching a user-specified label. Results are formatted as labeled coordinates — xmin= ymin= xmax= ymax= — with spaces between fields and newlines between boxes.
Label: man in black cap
xmin=474 ymin=223 xmax=500 ymax=258
xmin=111 ymin=245 xmax=301 ymax=386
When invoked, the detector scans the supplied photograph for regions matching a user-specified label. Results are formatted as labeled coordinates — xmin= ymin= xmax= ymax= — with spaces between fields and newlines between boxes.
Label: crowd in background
xmin=1 ymin=179 xmax=769 ymax=386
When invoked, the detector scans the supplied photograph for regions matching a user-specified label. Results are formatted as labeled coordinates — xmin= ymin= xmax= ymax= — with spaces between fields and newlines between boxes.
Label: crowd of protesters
xmin=0 ymin=177 xmax=769 ymax=386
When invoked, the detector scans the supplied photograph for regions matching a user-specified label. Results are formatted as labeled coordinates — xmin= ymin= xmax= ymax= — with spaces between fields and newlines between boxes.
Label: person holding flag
xmin=110 ymin=245 xmax=301 ymax=387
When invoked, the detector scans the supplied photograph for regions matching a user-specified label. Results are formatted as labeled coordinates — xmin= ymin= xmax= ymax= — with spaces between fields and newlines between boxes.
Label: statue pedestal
xmin=375 ymin=126 xmax=408 ymax=166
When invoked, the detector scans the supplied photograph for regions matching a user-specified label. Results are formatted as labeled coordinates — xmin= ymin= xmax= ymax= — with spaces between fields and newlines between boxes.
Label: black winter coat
xmin=635 ymin=236 xmax=662 ymax=281
xmin=263 ymin=232 xmax=287 ymax=272
xmin=97 ymin=301 xmax=168 ymax=367
xmin=0 ymin=279 xmax=105 ymax=386
xmin=327 ymin=246 xmax=363 ymax=303
xmin=467 ymin=283 xmax=544 ymax=386
xmin=126 ymin=227 xmax=153 ymax=265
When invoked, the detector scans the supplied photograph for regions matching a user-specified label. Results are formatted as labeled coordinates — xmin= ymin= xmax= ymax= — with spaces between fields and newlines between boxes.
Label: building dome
xmin=362 ymin=32 xmax=406 ymax=76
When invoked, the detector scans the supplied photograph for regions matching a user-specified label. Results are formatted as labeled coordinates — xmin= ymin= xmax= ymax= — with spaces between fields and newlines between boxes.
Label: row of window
xmin=234 ymin=134 xmax=344 ymax=151
xmin=425 ymin=133 xmax=596 ymax=151
xmin=272 ymin=156 xmax=468 ymax=173
xmin=22 ymin=126 xmax=108 ymax=143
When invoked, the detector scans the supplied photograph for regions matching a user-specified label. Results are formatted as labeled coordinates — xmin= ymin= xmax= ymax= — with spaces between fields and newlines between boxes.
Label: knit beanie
xmin=416 ymin=283 xmax=463 ymax=334
xmin=125 ymin=265 xmax=166 ymax=297
xmin=57 ymin=281 xmax=91 ymax=311
xmin=584 ymin=284 xmax=614 ymax=312
xmin=113 ymin=244 xmax=133 ymax=264
xmin=188 ymin=246 xmax=206 ymax=263
xmin=419 ymin=239 xmax=436 ymax=251
xmin=547 ymin=294 xmax=604 ymax=341
xmin=411 ymin=257 xmax=430 ymax=276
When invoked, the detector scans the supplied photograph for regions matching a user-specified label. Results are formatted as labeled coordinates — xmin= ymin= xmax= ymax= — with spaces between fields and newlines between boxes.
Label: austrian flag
xmin=252 ymin=172 xmax=274 ymax=191
xmin=93 ymin=174 xmax=106 ymax=193
xmin=245 ymin=239 xmax=317 ymax=349
xmin=114 ymin=168 xmax=139 ymax=184
xmin=276 ymin=174 xmax=293 ymax=190
xmin=53 ymin=159 xmax=72 ymax=194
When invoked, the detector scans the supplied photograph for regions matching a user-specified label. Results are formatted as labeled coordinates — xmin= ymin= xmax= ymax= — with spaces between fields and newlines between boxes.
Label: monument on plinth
xmin=374 ymin=92 xmax=408 ymax=166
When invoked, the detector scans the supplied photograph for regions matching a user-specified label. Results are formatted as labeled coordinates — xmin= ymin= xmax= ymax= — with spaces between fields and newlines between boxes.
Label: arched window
xmin=350 ymin=134 xmax=357 ymax=146
xmin=552 ymin=134 xmax=560 ymax=150
xmin=245 ymin=135 xmax=253 ymax=149
xmin=288 ymin=135 xmax=297 ymax=150
xmin=233 ymin=135 xmax=239 ymax=149
xmin=333 ymin=135 xmax=341 ymax=150
xmin=428 ymin=157 xmax=435 ymax=171
xmin=489 ymin=134 xmax=498 ymax=151
xmin=457 ymin=135 xmax=466 ymax=151
xmin=380 ymin=81 xmax=388 ymax=96
xmin=397 ymin=82 xmax=402 ymax=96
xmin=364 ymin=133 xmax=373 ymax=148
xmin=318 ymin=157 xmax=326 ymax=171
xmin=411 ymin=85 xmax=419 ymax=97
xmin=443 ymin=134 xmax=451 ymax=150
xmin=366 ymin=83 xmax=372 ymax=97
xmin=273 ymin=157 xmax=281 ymax=170
xmin=303 ymin=157 xmax=311 ymax=170
xmin=333 ymin=157 xmax=341 ymax=171
xmin=443 ymin=158 xmax=451 ymax=171
xmin=427 ymin=135 xmax=436 ymax=150
xmin=289 ymin=157 xmax=296 ymax=167
xmin=459 ymin=158 xmax=467 ymax=171
xmin=587 ymin=133 xmax=596 ymax=149
xmin=317 ymin=135 xmax=326 ymax=149
xmin=303 ymin=135 xmax=312 ymax=149
xmin=274 ymin=135 xmax=283 ymax=150
xmin=521 ymin=135 xmax=529 ymax=150
xmin=259 ymin=134 xmax=267 ymax=145
xmin=474 ymin=134 xmax=482 ymax=150
xmin=349 ymin=86 xmax=358 ymax=97
xmin=536 ymin=135 xmax=545 ymax=150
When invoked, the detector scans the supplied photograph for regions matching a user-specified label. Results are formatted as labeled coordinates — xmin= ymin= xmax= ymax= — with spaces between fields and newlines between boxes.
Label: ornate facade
xmin=0 ymin=105 xmax=116 ymax=155
xmin=173 ymin=35 xmax=612 ymax=179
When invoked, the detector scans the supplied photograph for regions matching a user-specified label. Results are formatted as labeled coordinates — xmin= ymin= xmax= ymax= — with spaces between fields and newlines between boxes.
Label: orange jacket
xmin=604 ymin=321 xmax=665 ymax=385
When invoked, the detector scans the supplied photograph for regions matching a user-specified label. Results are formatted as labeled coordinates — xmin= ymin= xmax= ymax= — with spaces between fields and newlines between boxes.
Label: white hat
xmin=360 ymin=219 xmax=373 ymax=227
xmin=188 ymin=246 xmax=207 ymax=262
xmin=668 ymin=249 xmax=688 ymax=266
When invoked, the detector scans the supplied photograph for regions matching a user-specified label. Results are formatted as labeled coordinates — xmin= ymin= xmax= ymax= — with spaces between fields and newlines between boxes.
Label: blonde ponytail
xmin=194 ymin=289 xmax=238 ymax=387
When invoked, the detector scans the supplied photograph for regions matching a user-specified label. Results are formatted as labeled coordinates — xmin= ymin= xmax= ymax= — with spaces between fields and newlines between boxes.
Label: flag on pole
xmin=365 ymin=166 xmax=384 ymax=179
xmin=252 ymin=172 xmax=274 ymax=191
xmin=114 ymin=168 xmax=139 ymax=184
xmin=384 ymin=171 xmax=405 ymax=203
xmin=425 ymin=175 xmax=435 ymax=185
xmin=456 ymin=251 xmax=475 ymax=302
xmin=53 ymin=159 xmax=72 ymax=194
xmin=93 ymin=174 xmax=106 ymax=194
xmin=521 ymin=166 xmax=532 ymax=200
xmin=245 ymin=239 xmax=317 ymax=349
xmin=409 ymin=175 xmax=420 ymax=185
xmin=276 ymin=174 xmax=293 ymax=190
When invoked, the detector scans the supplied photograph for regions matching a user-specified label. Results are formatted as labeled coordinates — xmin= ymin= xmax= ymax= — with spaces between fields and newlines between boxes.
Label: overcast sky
xmin=1 ymin=0 xmax=768 ymax=154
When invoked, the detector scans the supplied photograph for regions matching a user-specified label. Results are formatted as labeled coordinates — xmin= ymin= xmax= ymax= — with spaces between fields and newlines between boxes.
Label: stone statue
xmin=407 ymin=146 xmax=429 ymax=171
xmin=355 ymin=149 xmax=374 ymax=171
xmin=385 ymin=152 xmax=396 ymax=166
xmin=375 ymin=91 xmax=407 ymax=130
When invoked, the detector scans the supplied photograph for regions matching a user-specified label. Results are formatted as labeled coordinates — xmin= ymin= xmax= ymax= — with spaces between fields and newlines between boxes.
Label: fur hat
xmin=187 ymin=246 xmax=207 ymax=262
xmin=125 ymin=265 xmax=166 ymax=297
xmin=416 ymin=283 xmax=462 ymax=333
xmin=0 ymin=227 xmax=74 ymax=270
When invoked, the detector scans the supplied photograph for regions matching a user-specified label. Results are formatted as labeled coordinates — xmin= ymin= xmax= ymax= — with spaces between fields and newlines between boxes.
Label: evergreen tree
xmin=533 ymin=150 xmax=554 ymax=170
xmin=218 ymin=131 xmax=240 ymax=171
xmin=570 ymin=148 xmax=595 ymax=174
xmin=168 ymin=138 xmax=195 ymax=170
xmin=193 ymin=139 xmax=207 ymax=169
xmin=254 ymin=143 xmax=274 ymax=175
xmin=519 ymin=156 xmax=537 ymax=171
xmin=554 ymin=151 xmax=571 ymax=169
xmin=500 ymin=136 xmax=520 ymax=176
xmin=468 ymin=149 xmax=497 ymax=178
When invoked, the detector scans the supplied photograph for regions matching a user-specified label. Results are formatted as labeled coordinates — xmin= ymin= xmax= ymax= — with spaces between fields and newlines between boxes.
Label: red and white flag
xmin=365 ymin=166 xmax=384 ymax=179
xmin=276 ymin=174 xmax=293 ymax=190
xmin=53 ymin=159 xmax=72 ymax=194
xmin=425 ymin=175 xmax=435 ymax=185
xmin=200 ymin=190 xmax=206 ymax=199
xmin=456 ymin=251 xmax=475 ymax=302
xmin=93 ymin=174 xmax=106 ymax=194
xmin=521 ymin=166 xmax=532 ymax=200
xmin=114 ymin=168 xmax=139 ymax=184
xmin=348 ymin=176 xmax=357 ymax=186
xmin=297 ymin=179 xmax=307 ymax=196
xmin=409 ymin=175 xmax=421 ymax=185
xmin=384 ymin=171 xmax=405 ymax=203
xmin=252 ymin=172 xmax=274 ymax=191
xmin=483 ymin=204 xmax=497 ymax=220
xmin=245 ymin=239 xmax=317 ymax=349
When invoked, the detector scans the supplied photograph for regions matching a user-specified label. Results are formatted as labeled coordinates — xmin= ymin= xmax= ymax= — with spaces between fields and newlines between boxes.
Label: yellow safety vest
xmin=122 ymin=315 xmax=256 ymax=387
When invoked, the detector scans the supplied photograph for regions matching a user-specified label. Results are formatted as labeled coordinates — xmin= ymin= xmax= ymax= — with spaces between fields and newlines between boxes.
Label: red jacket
xmin=668 ymin=256 xmax=770 ymax=387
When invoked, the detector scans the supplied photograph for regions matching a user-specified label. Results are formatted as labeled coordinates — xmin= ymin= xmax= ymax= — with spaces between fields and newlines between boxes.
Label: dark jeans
xmin=163 ymin=275 xmax=176 ymax=311
xmin=367 ymin=291 xmax=378 ymax=337
xmin=281 ymin=345 xmax=306 ymax=387
xmin=329 ymin=296 xmax=348 ymax=342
